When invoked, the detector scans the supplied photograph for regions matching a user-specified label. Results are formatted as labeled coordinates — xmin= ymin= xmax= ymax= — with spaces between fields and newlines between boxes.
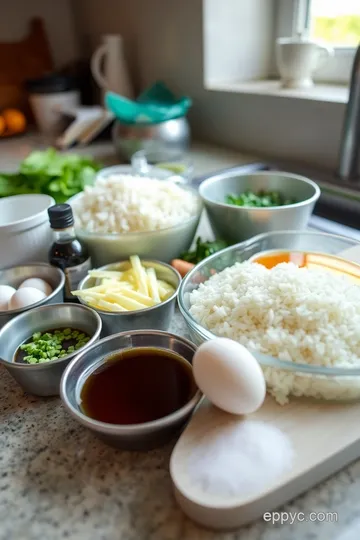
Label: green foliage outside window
xmin=312 ymin=15 xmax=360 ymax=46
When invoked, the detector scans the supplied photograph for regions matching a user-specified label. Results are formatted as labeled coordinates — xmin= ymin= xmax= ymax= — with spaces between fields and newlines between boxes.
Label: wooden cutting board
xmin=0 ymin=17 xmax=53 ymax=112
xmin=170 ymin=244 xmax=360 ymax=530
xmin=171 ymin=397 xmax=360 ymax=530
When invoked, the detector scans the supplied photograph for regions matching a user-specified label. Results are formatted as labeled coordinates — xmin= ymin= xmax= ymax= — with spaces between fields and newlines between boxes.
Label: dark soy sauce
xmin=80 ymin=347 xmax=196 ymax=425
xmin=48 ymin=204 xmax=91 ymax=302
xmin=49 ymin=238 xmax=88 ymax=271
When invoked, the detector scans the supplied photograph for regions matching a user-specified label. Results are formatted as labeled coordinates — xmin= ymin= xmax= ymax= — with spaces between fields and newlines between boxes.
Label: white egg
xmin=8 ymin=287 xmax=47 ymax=310
xmin=193 ymin=338 xmax=266 ymax=415
xmin=0 ymin=285 xmax=16 ymax=311
xmin=19 ymin=278 xmax=53 ymax=296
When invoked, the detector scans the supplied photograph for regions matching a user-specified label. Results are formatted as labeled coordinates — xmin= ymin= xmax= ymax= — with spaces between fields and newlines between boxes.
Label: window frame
xmin=275 ymin=0 xmax=357 ymax=84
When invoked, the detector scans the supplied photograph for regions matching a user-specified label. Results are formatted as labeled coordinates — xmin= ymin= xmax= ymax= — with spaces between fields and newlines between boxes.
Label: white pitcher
xmin=91 ymin=34 xmax=134 ymax=100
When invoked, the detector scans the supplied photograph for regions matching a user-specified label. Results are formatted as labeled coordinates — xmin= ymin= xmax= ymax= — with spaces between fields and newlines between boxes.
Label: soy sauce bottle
xmin=48 ymin=204 xmax=91 ymax=302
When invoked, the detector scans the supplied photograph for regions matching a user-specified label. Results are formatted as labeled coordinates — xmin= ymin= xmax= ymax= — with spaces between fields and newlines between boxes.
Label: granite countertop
xmin=1 ymin=136 xmax=360 ymax=540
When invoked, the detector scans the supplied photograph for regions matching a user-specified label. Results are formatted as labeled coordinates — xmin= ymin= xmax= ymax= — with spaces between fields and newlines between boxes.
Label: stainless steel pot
xmin=112 ymin=117 xmax=190 ymax=162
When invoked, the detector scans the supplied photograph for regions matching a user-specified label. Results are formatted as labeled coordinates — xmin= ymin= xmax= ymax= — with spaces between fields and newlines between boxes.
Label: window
xmin=277 ymin=0 xmax=359 ymax=84
xmin=307 ymin=0 xmax=360 ymax=47
xmin=203 ymin=0 xmax=356 ymax=96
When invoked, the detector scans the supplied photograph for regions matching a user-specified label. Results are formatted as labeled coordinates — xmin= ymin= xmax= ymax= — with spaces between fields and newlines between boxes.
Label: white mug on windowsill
xmin=276 ymin=37 xmax=334 ymax=89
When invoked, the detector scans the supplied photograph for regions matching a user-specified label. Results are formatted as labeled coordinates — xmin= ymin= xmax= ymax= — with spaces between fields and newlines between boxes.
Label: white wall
xmin=0 ymin=0 xmax=79 ymax=67
xmin=204 ymin=0 xmax=275 ymax=84
xmin=63 ymin=0 xmax=348 ymax=170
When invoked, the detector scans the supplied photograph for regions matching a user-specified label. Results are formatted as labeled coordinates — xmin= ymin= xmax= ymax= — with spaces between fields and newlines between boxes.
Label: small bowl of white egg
xmin=0 ymin=263 xmax=65 ymax=328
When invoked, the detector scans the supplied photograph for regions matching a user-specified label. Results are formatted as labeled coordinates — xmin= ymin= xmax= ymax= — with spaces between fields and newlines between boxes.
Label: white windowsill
xmin=206 ymin=80 xmax=349 ymax=104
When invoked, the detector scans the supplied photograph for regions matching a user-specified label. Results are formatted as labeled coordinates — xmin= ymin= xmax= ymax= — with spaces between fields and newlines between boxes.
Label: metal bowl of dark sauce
xmin=61 ymin=330 xmax=202 ymax=450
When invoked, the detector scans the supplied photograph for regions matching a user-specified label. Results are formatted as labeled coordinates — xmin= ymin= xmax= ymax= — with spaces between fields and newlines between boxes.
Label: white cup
xmin=29 ymin=91 xmax=80 ymax=134
xmin=276 ymin=38 xmax=333 ymax=89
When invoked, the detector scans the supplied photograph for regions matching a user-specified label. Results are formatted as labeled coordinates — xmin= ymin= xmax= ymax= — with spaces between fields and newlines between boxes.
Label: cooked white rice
xmin=189 ymin=261 xmax=360 ymax=404
xmin=72 ymin=174 xmax=199 ymax=234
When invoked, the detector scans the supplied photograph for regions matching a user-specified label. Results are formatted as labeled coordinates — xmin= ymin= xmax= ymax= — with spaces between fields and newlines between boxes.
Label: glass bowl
xmin=131 ymin=149 xmax=193 ymax=184
xmin=67 ymin=185 xmax=202 ymax=267
xmin=95 ymin=164 xmax=173 ymax=182
xmin=178 ymin=230 xmax=360 ymax=404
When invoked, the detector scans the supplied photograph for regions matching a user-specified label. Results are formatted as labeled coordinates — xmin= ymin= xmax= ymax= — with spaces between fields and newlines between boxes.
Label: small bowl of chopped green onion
xmin=0 ymin=303 xmax=102 ymax=396
xmin=199 ymin=171 xmax=320 ymax=244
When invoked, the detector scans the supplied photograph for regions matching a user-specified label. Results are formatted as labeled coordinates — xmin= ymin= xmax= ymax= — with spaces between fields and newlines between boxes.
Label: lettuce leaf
xmin=0 ymin=148 xmax=101 ymax=202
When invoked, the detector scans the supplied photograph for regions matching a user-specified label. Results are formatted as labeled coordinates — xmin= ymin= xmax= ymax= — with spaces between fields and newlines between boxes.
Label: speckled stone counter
xmin=1 ymin=309 xmax=360 ymax=540
xmin=1 ymin=137 xmax=360 ymax=540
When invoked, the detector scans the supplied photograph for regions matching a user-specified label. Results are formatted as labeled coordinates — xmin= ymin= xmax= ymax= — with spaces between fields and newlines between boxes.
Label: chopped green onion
xmin=225 ymin=190 xmax=296 ymax=208
xmin=17 ymin=327 xmax=90 ymax=365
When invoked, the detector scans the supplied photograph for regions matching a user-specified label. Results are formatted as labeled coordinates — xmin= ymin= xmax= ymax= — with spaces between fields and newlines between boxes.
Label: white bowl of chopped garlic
xmin=72 ymin=255 xmax=181 ymax=336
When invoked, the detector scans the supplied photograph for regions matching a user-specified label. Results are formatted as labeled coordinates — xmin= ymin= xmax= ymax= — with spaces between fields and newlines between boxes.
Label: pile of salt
xmin=188 ymin=420 xmax=293 ymax=499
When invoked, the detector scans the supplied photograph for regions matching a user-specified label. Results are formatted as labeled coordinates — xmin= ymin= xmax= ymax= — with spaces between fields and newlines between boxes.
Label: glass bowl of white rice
xmin=68 ymin=174 xmax=202 ymax=266
xmin=178 ymin=230 xmax=360 ymax=404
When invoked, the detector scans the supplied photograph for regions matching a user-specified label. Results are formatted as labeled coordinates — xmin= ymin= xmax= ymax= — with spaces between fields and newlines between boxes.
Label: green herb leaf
xmin=180 ymin=237 xmax=228 ymax=264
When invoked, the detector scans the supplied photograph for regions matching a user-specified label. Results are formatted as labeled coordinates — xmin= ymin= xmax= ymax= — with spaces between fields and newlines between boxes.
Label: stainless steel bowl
xmin=0 ymin=303 xmax=102 ymax=396
xmin=77 ymin=260 xmax=181 ymax=336
xmin=60 ymin=330 xmax=202 ymax=450
xmin=112 ymin=117 xmax=190 ymax=162
xmin=199 ymin=171 xmax=320 ymax=244
xmin=0 ymin=263 xmax=65 ymax=328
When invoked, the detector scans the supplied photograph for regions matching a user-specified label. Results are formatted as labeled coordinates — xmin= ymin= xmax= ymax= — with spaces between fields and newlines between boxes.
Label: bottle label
xmin=64 ymin=258 xmax=92 ymax=300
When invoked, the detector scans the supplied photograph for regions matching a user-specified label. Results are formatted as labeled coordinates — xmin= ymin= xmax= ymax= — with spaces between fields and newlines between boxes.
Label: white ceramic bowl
xmin=0 ymin=194 xmax=55 ymax=270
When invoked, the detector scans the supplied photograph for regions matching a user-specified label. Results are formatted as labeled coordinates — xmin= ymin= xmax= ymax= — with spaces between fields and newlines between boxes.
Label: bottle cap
xmin=48 ymin=204 xmax=74 ymax=229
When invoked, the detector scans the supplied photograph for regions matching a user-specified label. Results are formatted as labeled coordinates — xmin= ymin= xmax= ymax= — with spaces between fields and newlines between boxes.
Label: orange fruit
xmin=2 ymin=108 xmax=26 ymax=134
xmin=0 ymin=115 xmax=6 ymax=136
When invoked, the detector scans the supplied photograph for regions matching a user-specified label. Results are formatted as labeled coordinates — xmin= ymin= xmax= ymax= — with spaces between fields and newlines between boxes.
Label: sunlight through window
xmin=309 ymin=0 xmax=360 ymax=47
